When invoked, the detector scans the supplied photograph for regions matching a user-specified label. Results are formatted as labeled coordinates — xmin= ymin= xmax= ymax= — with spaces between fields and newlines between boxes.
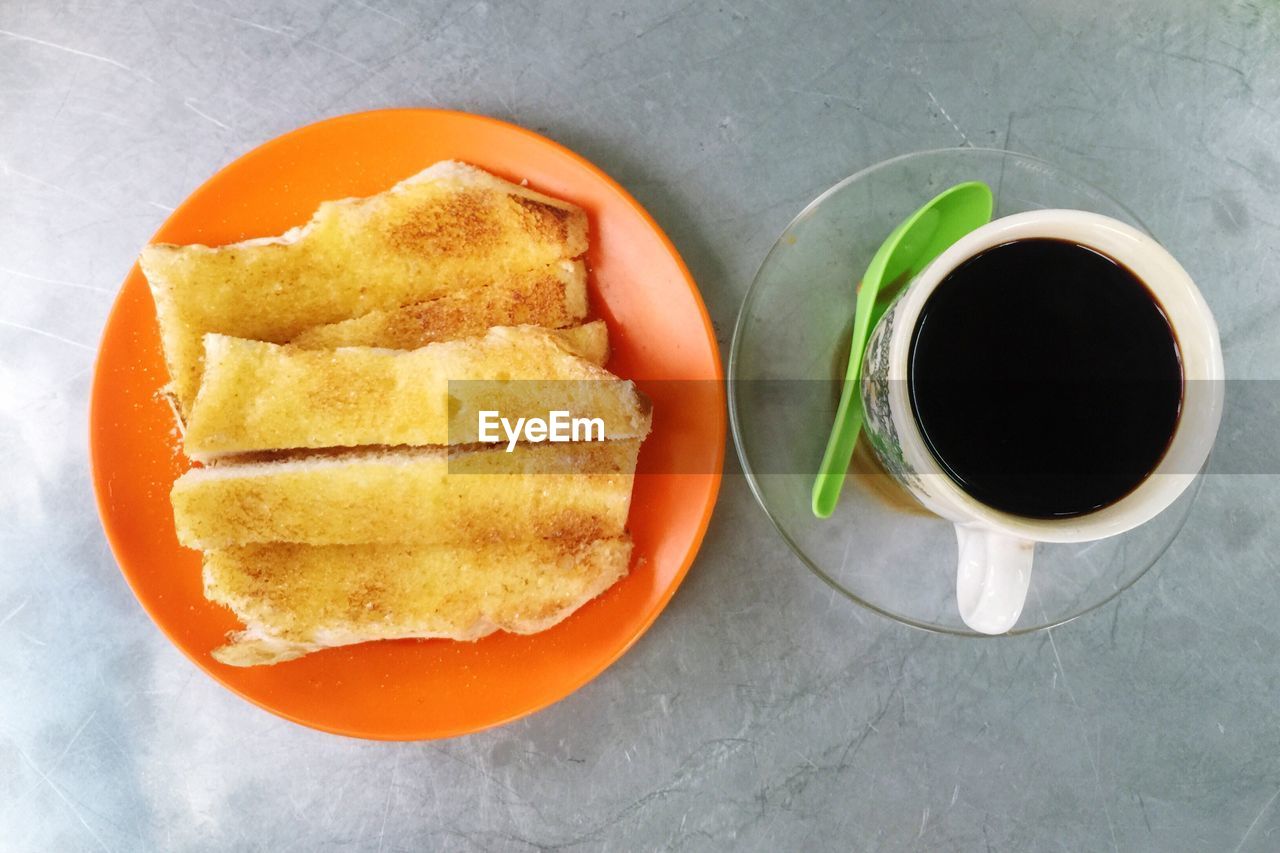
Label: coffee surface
xmin=908 ymin=238 xmax=1183 ymax=518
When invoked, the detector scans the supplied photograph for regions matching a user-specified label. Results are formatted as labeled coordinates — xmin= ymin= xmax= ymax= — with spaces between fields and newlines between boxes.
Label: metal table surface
xmin=2 ymin=0 xmax=1278 ymax=850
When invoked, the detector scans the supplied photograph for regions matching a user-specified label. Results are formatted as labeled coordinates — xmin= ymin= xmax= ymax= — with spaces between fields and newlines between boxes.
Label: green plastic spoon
xmin=811 ymin=181 xmax=994 ymax=518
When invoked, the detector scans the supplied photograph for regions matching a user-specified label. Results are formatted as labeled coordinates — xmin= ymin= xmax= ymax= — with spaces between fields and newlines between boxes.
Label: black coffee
xmin=908 ymin=238 xmax=1183 ymax=518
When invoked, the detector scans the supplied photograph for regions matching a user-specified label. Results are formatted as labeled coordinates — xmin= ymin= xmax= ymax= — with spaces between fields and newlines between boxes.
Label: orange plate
xmin=89 ymin=109 xmax=725 ymax=740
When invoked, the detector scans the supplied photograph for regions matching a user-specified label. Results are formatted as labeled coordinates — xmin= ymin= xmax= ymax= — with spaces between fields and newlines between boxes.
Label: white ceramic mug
xmin=859 ymin=210 xmax=1225 ymax=634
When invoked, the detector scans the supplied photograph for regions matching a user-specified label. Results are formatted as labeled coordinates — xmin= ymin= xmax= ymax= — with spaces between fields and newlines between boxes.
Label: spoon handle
xmin=811 ymin=278 xmax=880 ymax=518
xmin=811 ymin=380 xmax=864 ymax=517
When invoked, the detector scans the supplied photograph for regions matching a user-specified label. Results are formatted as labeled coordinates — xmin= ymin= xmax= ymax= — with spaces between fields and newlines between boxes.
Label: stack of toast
xmin=140 ymin=161 xmax=650 ymax=666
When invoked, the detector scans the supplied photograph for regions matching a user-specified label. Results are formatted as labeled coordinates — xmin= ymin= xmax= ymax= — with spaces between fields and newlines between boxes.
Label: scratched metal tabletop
xmin=3 ymin=0 xmax=1278 ymax=850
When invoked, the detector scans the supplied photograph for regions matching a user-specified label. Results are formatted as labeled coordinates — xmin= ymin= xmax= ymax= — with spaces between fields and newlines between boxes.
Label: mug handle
xmin=954 ymin=525 xmax=1034 ymax=634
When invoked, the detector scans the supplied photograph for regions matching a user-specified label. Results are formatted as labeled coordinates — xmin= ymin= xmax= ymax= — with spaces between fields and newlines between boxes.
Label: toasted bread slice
xmin=289 ymin=259 xmax=589 ymax=350
xmin=140 ymin=161 xmax=588 ymax=414
xmin=182 ymin=325 xmax=647 ymax=461
xmin=172 ymin=440 xmax=641 ymax=549
xmin=204 ymin=537 xmax=632 ymax=666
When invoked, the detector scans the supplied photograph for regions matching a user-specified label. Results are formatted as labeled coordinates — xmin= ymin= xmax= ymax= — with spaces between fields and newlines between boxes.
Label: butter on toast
xmin=548 ymin=320 xmax=610 ymax=367
xmin=140 ymin=161 xmax=588 ymax=414
xmin=204 ymin=537 xmax=632 ymax=666
xmin=171 ymin=440 xmax=641 ymax=549
xmin=289 ymin=259 xmax=589 ymax=350
xmin=182 ymin=325 xmax=647 ymax=461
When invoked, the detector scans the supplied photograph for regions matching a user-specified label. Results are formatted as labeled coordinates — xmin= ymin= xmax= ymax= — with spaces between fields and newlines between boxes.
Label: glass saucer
xmin=729 ymin=148 xmax=1203 ymax=636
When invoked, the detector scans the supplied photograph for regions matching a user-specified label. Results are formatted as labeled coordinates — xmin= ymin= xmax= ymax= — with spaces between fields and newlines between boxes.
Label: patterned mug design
xmin=859 ymin=294 xmax=924 ymax=496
